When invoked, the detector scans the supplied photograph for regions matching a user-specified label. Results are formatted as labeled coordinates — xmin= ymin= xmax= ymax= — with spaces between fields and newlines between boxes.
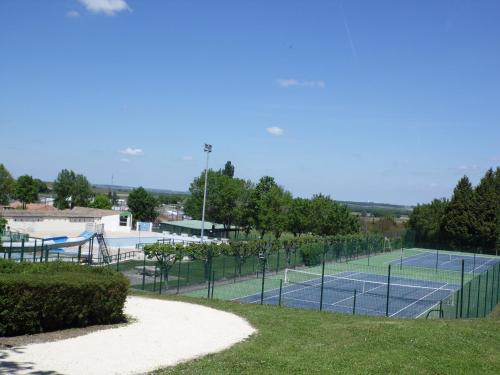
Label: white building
xmin=1 ymin=207 xmax=133 ymax=237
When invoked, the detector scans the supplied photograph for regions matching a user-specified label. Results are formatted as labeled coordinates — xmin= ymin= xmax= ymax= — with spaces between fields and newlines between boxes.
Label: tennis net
xmin=284 ymin=268 xmax=457 ymax=303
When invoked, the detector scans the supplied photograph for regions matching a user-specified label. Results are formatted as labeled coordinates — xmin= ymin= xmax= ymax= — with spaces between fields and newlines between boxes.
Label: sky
xmin=1 ymin=0 xmax=499 ymax=205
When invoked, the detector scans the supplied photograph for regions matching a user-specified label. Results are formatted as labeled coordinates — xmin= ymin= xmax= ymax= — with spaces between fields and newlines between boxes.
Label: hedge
xmin=0 ymin=260 xmax=129 ymax=336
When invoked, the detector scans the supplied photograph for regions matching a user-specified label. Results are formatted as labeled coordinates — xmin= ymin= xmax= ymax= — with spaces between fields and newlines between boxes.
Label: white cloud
xmin=276 ymin=79 xmax=325 ymax=88
xmin=181 ymin=156 xmax=194 ymax=161
xmin=67 ymin=10 xmax=80 ymax=17
xmin=456 ymin=164 xmax=478 ymax=171
xmin=120 ymin=158 xmax=130 ymax=163
xmin=120 ymin=147 xmax=143 ymax=156
xmin=266 ymin=127 xmax=284 ymax=136
xmin=78 ymin=0 xmax=131 ymax=16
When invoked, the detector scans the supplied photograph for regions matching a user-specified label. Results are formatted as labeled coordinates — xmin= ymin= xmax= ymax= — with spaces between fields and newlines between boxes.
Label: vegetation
xmin=139 ymin=293 xmax=500 ymax=375
xmin=53 ymin=169 xmax=93 ymax=209
xmin=91 ymin=194 xmax=113 ymax=210
xmin=185 ymin=162 xmax=360 ymax=238
xmin=0 ymin=260 xmax=129 ymax=336
xmin=14 ymin=175 xmax=39 ymax=209
xmin=409 ymin=168 xmax=500 ymax=253
xmin=0 ymin=163 xmax=15 ymax=205
xmin=127 ymin=187 xmax=159 ymax=222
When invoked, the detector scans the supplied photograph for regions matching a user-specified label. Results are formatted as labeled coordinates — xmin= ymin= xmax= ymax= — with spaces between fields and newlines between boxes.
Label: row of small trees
xmin=184 ymin=161 xmax=360 ymax=238
xmin=409 ymin=168 xmax=500 ymax=252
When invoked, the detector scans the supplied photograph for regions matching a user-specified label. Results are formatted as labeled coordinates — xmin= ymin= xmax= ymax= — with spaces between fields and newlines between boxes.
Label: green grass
xmin=131 ymin=291 xmax=500 ymax=375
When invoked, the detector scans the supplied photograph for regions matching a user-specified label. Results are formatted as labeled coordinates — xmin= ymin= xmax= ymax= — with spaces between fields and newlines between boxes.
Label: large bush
xmin=0 ymin=260 xmax=129 ymax=336
xmin=299 ymin=242 xmax=324 ymax=266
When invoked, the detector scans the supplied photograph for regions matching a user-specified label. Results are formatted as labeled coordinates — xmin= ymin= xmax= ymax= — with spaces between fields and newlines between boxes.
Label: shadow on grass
xmin=0 ymin=347 xmax=60 ymax=375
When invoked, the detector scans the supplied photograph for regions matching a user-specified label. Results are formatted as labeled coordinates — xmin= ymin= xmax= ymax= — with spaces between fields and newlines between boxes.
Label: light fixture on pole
xmin=200 ymin=144 xmax=212 ymax=243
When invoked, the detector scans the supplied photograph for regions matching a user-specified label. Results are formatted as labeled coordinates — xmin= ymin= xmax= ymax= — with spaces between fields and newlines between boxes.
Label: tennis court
xmin=389 ymin=249 xmax=500 ymax=273
xmin=238 ymin=270 xmax=459 ymax=318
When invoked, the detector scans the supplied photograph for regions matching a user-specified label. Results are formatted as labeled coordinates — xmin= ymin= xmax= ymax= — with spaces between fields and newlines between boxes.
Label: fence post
xmin=278 ymin=279 xmax=283 ymax=307
xmin=294 ymin=247 xmax=297 ymax=268
xmin=40 ymin=240 xmax=44 ymax=262
xmin=176 ymin=260 xmax=181 ymax=294
xmin=186 ymin=262 xmax=190 ymax=285
xmin=260 ymin=255 xmax=266 ymax=305
xmin=497 ymin=263 xmax=500 ymax=305
xmin=116 ymin=248 xmax=121 ymax=272
xmin=472 ymin=251 xmax=477 ymax=277
xmin=153 ymin=263 xmax=157 ymax=291
xmin=319 ymin=247 xmax=326 ymax=311
xmin=435 ymin=249 xmax=439 ymax=272
xmin=483 ymin=269 xmax=489 ymax=317
xmin=466 ymin=281 xmax=472 ymax=318
xmin=459 ymin=259 xmax=465 ymax=318
xmin=77 ymin=245 xmax=82 ymax=263
xmin=20 ymin=239 xmax=25 ymax=262
xmin=352 ymin=289 xmax=357 ymax=315
xmin=159 ymin=260 xmax=164 ymax=295
xmin=211 ymin=270 xmax=215 ymax=299
xmin=33 ymin=239 xmax=37 ymax=262
xmin=490 ymin=264 xmax=496 ymax=312
xmin=222 ymin=256 xmax=226 ymax=278
xmin=276 ymin=251 xmax=280 ymax=273
xmin=45 ymin=244 xmax=49 ymax=262
xmin=142 ymin=254 xmax=146 ymax=290
xmin=476 ymin=273 xmax=482 ymax=318
xmin=385 ymin=264 xmax=392 ymax=317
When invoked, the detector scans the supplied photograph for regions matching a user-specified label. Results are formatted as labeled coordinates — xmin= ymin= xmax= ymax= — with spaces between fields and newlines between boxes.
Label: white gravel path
xmin=1 ymin=296 xmax=256 ymax=375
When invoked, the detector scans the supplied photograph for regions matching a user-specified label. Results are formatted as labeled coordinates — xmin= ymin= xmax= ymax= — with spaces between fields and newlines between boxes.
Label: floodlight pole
xmin=200 ymin=144 xmax=212 ymax=243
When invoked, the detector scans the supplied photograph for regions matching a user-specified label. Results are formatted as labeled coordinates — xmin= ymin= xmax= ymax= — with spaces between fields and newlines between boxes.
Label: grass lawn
xmin=130 ymin=291 xmax=500 ymax=375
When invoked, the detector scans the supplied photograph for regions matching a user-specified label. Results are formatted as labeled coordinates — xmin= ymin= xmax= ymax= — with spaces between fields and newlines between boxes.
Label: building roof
xmin=161 ymin=220 xmax=226 ymax=230
xmin=0 ymin=206 xmax=119 ymax=219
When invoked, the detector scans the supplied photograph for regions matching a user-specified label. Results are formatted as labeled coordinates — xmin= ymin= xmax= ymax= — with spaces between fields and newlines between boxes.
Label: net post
xmin=385 ymin=264 xmax=391 ymax=317
xmin=278 ymin=279 xmax=283 ymax=307
xmin=142 ymin=252 xmax=146 ymax=290
xmin=459 ymin=259 xmax=465 ymax=318
xmin=319 ymin=244 xmax=326 ymax=311
xmin=435 ymin=249 xmax=439 ymax=272
xmin=352 ymin=289 xmax=357 ymax=315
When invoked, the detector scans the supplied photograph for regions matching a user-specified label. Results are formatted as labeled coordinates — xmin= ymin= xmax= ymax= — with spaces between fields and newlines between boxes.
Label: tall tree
xmin=91 ymin=194 xmax=113 ymax=210
xmin=256 ymin=185 xmax=292 ymax=238
xmin=0 ymin=164 xmax=14 ymax=205
xmin=309 ymin=194 xmax=360 ymax=236
xmin=441 ymin=176 xmax=476 ymax=249
xmin=14 ymin=175 xmax=39 ymax=209
xmin=408 ymin=199 xmax=448 ymax=245
xmin=474 ymin=169 xmax=499 ymax=250
xmin=287 ymin=197 xmax=312 ymax=236
xmin=127 ymin=187 xmax=159 ymax=222
xmin=34 ymin=179 xmax=49 ymax=193
xmin=53 ymin=169 xmax=93 ymax=209
xmin=221 ymin=161 xmax=235 ymax=178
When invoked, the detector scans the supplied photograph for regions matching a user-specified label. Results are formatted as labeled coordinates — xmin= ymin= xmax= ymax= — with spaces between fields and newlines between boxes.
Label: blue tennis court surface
xmin=239 ymin=271 xmax=459 ymax=318
xmin=389 ymin=249 xmax=500 ymax=273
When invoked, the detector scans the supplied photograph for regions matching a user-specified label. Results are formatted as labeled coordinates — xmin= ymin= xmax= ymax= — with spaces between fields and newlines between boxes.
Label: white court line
xmin=471 ymin=257 xmax=497 ymax=273
xmin=391 ymin=282 xmax=450 ymax=318
xmin=385 ymin=250 xmax=435 ymax=265
xmin=234 ymin=271 xmax=360 ymax=302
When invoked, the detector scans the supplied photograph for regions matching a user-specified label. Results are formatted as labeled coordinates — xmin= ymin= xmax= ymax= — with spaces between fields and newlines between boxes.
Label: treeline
xmin=409 ymin=168 xmax=500 ymax=253
xmin=0 ymin=164 xmax=49 ymax=208
xmin=184 ymin=161 xmax=360 ymax=238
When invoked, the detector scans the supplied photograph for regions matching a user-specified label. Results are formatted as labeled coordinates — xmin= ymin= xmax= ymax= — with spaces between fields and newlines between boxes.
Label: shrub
xmin=299 ymin=242 xmax=324 ymax=266
xmin=0 ymin=260 xmax=129 ymax=336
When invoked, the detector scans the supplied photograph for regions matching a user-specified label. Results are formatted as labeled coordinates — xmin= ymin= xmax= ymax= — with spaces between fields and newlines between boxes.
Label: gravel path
xmin=0 ymin=296 xmax=255 ymax=375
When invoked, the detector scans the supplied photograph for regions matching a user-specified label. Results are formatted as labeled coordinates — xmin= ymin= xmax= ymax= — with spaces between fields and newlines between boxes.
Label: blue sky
xmin=1 ymin=0 xmax=499 ymax=205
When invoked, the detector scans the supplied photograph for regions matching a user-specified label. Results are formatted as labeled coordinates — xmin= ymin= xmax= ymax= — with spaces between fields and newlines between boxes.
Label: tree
xmin=127 ymin=187 xmax=159 ymax=222
xmin=184 ymin=169 xmax=247 ymax=234
xmin=221 ymin=161 xmax=235 ymax=178
xmin=91 ymin=194 xmax=112 ymax=210
xmin=14 ymin=175 xmax=39 ymax=209
xmin=53 ymin=169 xmax=93 ymax=209
xmin=287 ymin=197 xmax=312 ymax=236
xmin=408 ymin=199 xmax=448 ymax=246
xmin=34 ymin=179 xmax=49 ymax=193
xmin=256 ymin=184 xmax=292 ymax=238
xmin=0 ymin=216 xmax=6 ymax=233
xmin=107 ymin=190 xmax=119 ymax=206
xmin=473 ymin=169 xmax=499 ymax=250
xmin=0 ymin=164 xmax=14 ymax=205
xmin=441 ymin=176 xmax=476 ymax=249
xmin=309 ymin=194 xmax=360 ymax=236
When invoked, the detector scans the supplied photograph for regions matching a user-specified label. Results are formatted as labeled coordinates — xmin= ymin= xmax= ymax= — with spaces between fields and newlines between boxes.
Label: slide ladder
xmin=96 ymin=233 xmax=112 ymax=264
